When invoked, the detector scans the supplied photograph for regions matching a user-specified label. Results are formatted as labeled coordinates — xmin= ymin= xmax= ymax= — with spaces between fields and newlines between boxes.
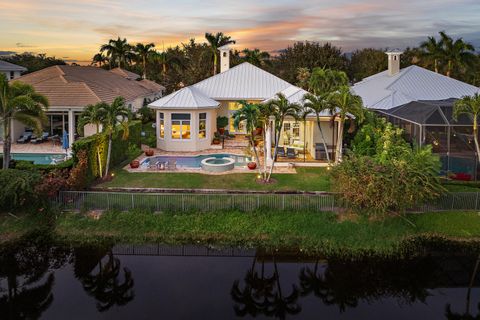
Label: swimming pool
xmin=141 ymin=153 xmax=251 ymax=168
xmin=11 ymin=153 xmax=66 ymax=165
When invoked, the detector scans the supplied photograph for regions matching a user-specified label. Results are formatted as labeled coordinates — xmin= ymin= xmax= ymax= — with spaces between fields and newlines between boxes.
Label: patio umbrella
xmin=62 ymin=130 xmax=69 ymax=155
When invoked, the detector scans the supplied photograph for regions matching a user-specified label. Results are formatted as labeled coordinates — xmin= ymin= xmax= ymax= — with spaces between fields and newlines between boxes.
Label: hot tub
xmin=200 ymin=157 xmax=235 ymax=172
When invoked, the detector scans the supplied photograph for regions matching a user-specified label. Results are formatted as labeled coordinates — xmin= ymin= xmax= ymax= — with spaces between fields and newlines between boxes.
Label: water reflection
xmin=0 ymin=238 xmax=71 ymax=320
xmin=0 ymin=240 xmax=479 ymax=319
xmin=74 ymin=246 xmax=135 ymax=312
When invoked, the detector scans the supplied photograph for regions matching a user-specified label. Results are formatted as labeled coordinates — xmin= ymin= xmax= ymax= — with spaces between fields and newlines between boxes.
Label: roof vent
xmin=385 ymin=49 xmax=403 ymax=76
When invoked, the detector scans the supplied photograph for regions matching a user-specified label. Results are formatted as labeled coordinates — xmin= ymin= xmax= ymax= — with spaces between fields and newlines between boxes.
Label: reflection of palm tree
xmin=77 ymin=250 xmax=135 ymax=312
xmin=445 ymin=254 xmax=480 ymax=319
xmin=231 ymin=256 xmax=275 ymax=317
xmin=0 ymin=239 xmax=70 ymax=319
xmin=264 ymin=259 xmax=301 ymax=319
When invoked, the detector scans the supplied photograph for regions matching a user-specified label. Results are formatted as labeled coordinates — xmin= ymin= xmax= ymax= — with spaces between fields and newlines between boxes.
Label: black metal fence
xmin=54 ymin=191 xmax=480 ymax=213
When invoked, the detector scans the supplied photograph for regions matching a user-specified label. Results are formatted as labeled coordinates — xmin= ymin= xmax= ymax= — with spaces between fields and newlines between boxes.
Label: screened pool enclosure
xmin=379 ymin=99 xmax=478 ymax=180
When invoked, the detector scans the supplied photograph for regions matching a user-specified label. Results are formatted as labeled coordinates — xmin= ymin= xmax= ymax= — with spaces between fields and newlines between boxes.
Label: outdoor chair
xmin=155 ymin=161 xmax=166 ymax=171
xmin=166 ymin=159 xmax=177 ymax=170
xmin=16 ymin=132 xmax=32 ymax=144
xmin=286 ymin=148 xmax=296 ymax=159
xmin=276 ymin=146 xmax=286 ymax=157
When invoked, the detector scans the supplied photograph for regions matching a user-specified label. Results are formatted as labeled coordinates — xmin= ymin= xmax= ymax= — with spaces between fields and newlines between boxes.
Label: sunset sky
xmin=1 ymin=0 xmax=479 ymax=64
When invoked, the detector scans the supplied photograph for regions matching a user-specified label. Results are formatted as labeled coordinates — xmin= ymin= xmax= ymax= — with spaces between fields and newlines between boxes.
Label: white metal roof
xmin=193 ymin=62 xmax=292 ymax=100
xmin=351 ymin=65 xmax=479 ymax=110
xmin=149 ymin=86 xmax=219 ymax=110
xmin=0 ymin=60 xmax=27 ymax=72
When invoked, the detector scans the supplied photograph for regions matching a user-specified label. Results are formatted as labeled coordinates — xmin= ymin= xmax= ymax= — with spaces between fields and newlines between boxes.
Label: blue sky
xmin=0 ymin=0 xmax=479 ymax=63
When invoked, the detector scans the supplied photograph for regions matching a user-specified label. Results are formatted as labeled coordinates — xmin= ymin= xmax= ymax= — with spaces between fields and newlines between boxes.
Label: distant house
xmin=149 ymin=44 xmax=339 ymax=162
xmin=0 ymin=60 xmax=27 ymax=80
xmin=12 ymin=65 xmax=165 ymax=147
xmin=352 ymin=50 xmax=480 ymax=179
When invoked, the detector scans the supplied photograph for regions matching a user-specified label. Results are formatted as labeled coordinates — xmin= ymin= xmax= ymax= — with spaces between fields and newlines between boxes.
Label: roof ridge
xmin=384 ymin=65 xmax=415 ymax=90
xmin=81 ymin=82 xmax=102 ymax=103
xmin=188 ymin=87 xmax=201 ymax=107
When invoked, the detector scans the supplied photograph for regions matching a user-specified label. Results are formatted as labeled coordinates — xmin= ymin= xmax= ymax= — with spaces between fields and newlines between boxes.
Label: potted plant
xmin=216 ymin=116 xmax=229 ymax=135
xmin=243 ymin=147 xmax=256 ymax=170
xmin=145 ymin=149 xmax=154 ymax=156
xmin=247 ymin=162 xmax=257 ymax=170
xmin=130 ymin=160 xmax=140 ymax=168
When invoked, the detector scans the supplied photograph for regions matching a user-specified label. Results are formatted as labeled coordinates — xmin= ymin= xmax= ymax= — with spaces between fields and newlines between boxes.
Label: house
xmin=149 ymin=45 xmax=339 ymax=162
xmin=12 ymin=65 xmax=165 ymax=147
xmin=352 ymin=50 xmax=480 ymax=178
xmin=0 ymin=60 xmax=27 ymax=80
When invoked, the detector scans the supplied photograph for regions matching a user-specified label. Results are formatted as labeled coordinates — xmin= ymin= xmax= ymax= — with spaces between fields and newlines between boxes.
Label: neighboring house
xmin=352 ymin=50 xmax=480 ymax=179
xmin=12 ymin=65 xmax=165 ymax=147
xmin=149 ymin=45 xmax=339 ymax=161
xmin=0 ymin=60 xmax=27 ymax=80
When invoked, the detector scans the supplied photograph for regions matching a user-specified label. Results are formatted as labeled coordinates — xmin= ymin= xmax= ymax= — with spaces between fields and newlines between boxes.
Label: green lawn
xmin=54 ymin=210 xmax=480 ymax=257
xmin=442 ymin=181 xmax=480 ymax=192
xmin=100 ymin=167 xmax=331 ymax=191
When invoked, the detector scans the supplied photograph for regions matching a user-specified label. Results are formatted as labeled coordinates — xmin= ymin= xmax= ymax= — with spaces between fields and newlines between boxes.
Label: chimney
xmin=385 ymin=49 xmax=403 ymax=76
xmin=218 ymin=44 xmax=231 ymax=73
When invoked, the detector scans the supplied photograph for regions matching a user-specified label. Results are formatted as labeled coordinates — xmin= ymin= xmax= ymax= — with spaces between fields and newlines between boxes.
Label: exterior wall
xmin=156 ymin=108 xmax=217 ymax=152
xmin=2 ymin=70 xmax=22 ymax=80
xmin=129 ymin=93 xmax=163 ymax=112
xmin=217 ymin=100 xmax=263 ymax=133
xmin=309 ymin=118 xmax=338 ymax=156
xmin=10 ymin=119 xmax=26 ymax=141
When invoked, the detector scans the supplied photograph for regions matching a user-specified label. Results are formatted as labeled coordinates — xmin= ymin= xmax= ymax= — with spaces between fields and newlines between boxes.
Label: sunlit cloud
xmin=0 ymin=0 xmax=479 ymax=62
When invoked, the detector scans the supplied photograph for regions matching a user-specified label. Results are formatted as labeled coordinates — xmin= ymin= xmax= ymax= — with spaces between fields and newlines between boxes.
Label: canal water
xmin=0 ymin=241 xmax=479 ymax=319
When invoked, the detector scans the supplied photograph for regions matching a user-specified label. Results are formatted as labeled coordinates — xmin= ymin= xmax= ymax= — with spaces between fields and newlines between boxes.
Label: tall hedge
xmin=72 ymin=120 xmax=142 ymax=182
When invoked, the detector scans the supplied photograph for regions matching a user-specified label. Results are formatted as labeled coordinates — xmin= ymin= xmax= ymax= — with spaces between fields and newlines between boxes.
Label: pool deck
xmin=8 ymin=142 xmax=65 ymax=154
xmin=124 ymin=145 xmax=299 ymax=175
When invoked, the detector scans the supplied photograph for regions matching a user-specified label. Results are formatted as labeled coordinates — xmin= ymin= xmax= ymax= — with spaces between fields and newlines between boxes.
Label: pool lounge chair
xmin=286 ymin=148 xmax=296 ymax=159
xmin=31 ymin=132 xmax=49 ymax=144
xmin=16 ymin=132 xmax=33 ymax=144
xmin=276 ymin=146 xmax=286 ymax=157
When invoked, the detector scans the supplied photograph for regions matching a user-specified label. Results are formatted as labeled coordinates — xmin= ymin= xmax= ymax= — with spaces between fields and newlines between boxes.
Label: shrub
xmin=72 ymin=120 xmax=141 ymax=182
xmin=216 ymin=116 xmax=228 ymax=130
xmin=136 ymin=105 xmax=155 ymax=124
xmin=66 ymin=149 xmax=89 ymax=190
xmin=333 ymin=117 xmax=444 ymax=215
xmin=35 ymin=169 xmax=70 ymax=199
xmin=13 ymin=158 xmax=74 ymax=172
xmin=0 ymin=169 xmax=42 ymax=210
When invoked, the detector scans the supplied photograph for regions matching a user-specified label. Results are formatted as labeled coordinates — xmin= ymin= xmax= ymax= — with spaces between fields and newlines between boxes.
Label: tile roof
xmin=193 ymin=62 xmax=292 ymax=100
xmin=352 ymin=65 xmax=479 ymax=110
xmin=149 ymin=86 xmax=219 ymax=109
xmin=110 ymin=67 xmax=141 ymax=80
xmin=15 ymin=65 xmax=164 ymax=107
xmin=0 ymin=60 xmax=27 ymax=72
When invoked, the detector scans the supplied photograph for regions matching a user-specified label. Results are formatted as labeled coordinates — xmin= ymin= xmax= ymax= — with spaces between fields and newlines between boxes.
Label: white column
xmin=266 ymin=116 xmax=274 ymax=165
xmin=68 ymin=109 xmax=74 ymax=149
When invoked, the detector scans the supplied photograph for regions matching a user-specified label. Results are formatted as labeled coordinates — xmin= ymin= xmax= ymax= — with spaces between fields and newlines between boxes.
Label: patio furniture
xmin=155 ymin=161 xmax=166 ymax=171
xmin=16 ymin=132 xmax=33 ymax=144
xmin=286 ymin=148 xmax=296 ymax=159
xmin=31 ymin=132 xmax=49 ymax=144
xmin=166 ymin=159 xmax=177 ymax=170
xmin=276 ymin=146 xmax=286 ymax=157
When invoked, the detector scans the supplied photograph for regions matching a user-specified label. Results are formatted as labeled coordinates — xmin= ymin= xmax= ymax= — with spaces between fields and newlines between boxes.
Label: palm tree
xmin=439 ymin=31 xmax=475 ymax=77
xmin=0 ymin=74 xmax=49 ymax=169
xmin=241 ymin=49 xmax=271 ymax=67
xmin=308 ymin=68 xmax=348 ymax=96
xmin=100 ymin=97 xmax=130 ymax=177
xmin=77 ymin=103 xmax=106 ymax=135
xmin=265 ymin=93 xmax=300 ymax=181
xmin=420 ymin=35 xmax=444 ymax=73
xmin=91 ymin=53 xmax=109 ymax=67
xmin=454 ymin=94 xmax=480 ymax=164
xmin=100 ymin=37 xmax=134 ymax=69
xmin=204 ymin=32 xmax=236 ymax=75
xmin=328 ymin=86 xmax=364 ymax=163
xmin=150 ymin=49 xmax=183 ymax=77
xmin=232 ymin=101 xmax=261 ymax=174
xmin=258 ymin=103 xmax=276 ymax=180
xmin=134 ymin=42 xmax=155 ymax=79
xmin=303 ymin=93 xmax=332 ymax=163
xmin=296 ymin=67 xmax=311 ymax=90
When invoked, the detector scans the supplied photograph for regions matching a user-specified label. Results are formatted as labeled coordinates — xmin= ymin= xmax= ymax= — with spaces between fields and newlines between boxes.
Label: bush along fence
xmin=53 ymin=191 xmax=480 ymax=213
xmin=72 ymin=121 xmax=142 ymax=183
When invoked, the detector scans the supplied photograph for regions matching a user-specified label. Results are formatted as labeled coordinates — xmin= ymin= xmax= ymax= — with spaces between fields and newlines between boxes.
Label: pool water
xmin=11 ymin=153 xmax=66 ymax=165
xmin=142 ymin=153 xmax=251 ymax=168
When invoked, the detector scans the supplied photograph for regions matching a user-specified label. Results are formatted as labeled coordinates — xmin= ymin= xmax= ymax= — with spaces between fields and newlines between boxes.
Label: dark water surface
xmin=0 ymin=241 xmax=479 ymax=319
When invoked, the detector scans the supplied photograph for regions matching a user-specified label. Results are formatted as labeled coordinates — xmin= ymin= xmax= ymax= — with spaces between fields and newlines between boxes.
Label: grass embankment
xmin=0 ymin=213 xmax=49 ymax=244
xmin=100 ymin=167 xmax=331 ymax=191
xmin=50 ymin=210 xmax=480 ymax=256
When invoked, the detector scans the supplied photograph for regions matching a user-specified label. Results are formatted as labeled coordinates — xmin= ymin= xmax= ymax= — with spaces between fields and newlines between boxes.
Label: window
xmin=171 ymin=113 xmax=191 ymax=140
xmin=198 ymin=113 xmax=207 ymax=139
xmin=159 ymin=112 xmax=164 ymax=138
xmin=223 ymin=52 xmax=227 ymax=57
xmin=9 ymin=71 xmax=14 ymax=80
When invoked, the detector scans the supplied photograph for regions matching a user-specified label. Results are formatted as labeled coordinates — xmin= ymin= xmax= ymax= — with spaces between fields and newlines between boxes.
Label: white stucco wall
xmin=156 ymin=108 xmax=217 ymax=152
xmin=2 ymin=70 xmax=22 ymax=80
